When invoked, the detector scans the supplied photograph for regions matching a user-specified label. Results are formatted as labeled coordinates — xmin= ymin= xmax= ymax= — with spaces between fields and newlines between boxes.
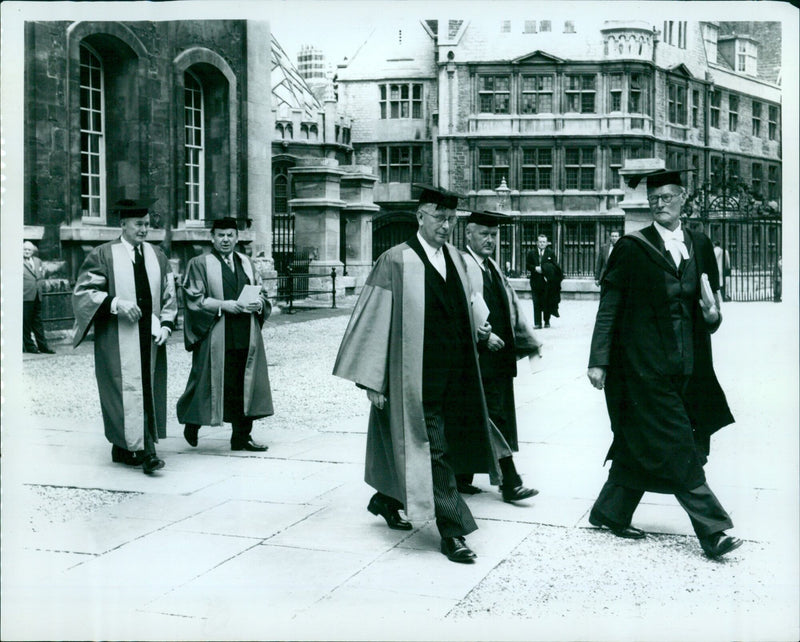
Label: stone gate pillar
xmin=340 ymin=166 xmax=379 ymax=286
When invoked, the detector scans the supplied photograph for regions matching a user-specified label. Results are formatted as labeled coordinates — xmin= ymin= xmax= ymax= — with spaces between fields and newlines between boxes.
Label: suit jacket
xmin=594 ymin=242 xmax=616 ymax=282
xmin=525 ymin=247 xmax=559 ymax=293
xmin=23 ymin=257 xmax=45 ymax=301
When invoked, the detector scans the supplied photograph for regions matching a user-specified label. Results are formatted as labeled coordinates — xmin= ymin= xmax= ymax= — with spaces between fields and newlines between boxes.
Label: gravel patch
xmin=23 ymin=484 xmax=140 ymax=533
xmin=22 ymin=315 xmax=365 ymax=432
xmin=448 ymin=524 xmax=782 ymax=625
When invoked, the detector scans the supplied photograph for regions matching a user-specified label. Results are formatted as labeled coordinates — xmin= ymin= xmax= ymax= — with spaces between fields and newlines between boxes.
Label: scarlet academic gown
xmin=462 ymin=251 xmax=542 ymax=450
xmin=588 ymin=225 xmax=734 ymax=493
xmin=72 ymin=240 xmax=178 ymax=451
xmin=176 ymin=251 xmax=273 ymax=426
xmin=333 ymin=241 xmax=502 ymax=522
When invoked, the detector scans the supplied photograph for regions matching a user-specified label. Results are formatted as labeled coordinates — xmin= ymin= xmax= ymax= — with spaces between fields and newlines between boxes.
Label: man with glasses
xmin=334 ymin=185 xmax=500 ymax=564
xmin=586 ymin=169 xmax=741 ymax=559
xmin=72 ymin=199 xmax=177 ymax=474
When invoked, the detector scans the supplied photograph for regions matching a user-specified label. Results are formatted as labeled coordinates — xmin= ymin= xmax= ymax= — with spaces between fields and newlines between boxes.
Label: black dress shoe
xmin=111 ymin=445 xmax=141 ymax=466
xmin=699 ymin=532 xmax=743 ymax=558
xmin=367 ymin=494 xmax=413 ymax=530
xmin=534 ymin=325 xmax=543 ymax=330
xmin=38 ymin=346 xmax=56 ymax=354
xmin=588 ymin=511 xmax=646 ymax=540
xmin=231 ymin=438 xmax=268 ymax=452
xmin=456 ymin=482 xmax=483 ymax=495
xmin=183 ymin=424 xmax=199 ymax=447
xmin=544 ymin=322 xmax=551 ymax=328
xmin=24 ymin=346 xmax=40 ymax=354
xmin=440 ymin=537 xmax=477 ymax=563
xmin=142 ymin=454 xmax=165 ymax=474
xmin=501 ymin=485 xmax=539 ymax=503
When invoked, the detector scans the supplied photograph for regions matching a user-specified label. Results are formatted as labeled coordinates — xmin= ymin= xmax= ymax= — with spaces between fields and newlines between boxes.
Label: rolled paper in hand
xmin=700 ymin=273 xmax=715 ymax=308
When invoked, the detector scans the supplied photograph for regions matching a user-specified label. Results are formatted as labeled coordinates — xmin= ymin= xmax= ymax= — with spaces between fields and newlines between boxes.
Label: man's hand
xmin=366 ymin=388 xmax=386 ymax=410
xmin=117 ymin=300 xmax=142 ymax=323
xmin=699 ymin=273 xmax=720 ymax=324
xmin=476 ymin=321 xmax=492 ymax=341
xmin=587 ymin=366 xmax=607 ymax=390
xmin=486 ymin=333 xmax=505 ymax=351
xmin=154 ymin=327 xmax=171 ymax=346
xmin=535 ymin=266 xmax=543 ymax=274
xmin=244 ymin=301 xmax=262 ymax=313
xmin=219 ymin=300 xmax=245 ymax=314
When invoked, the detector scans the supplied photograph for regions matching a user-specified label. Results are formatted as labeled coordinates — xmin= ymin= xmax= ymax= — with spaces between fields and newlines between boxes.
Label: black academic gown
xmin=588 ymin=224 xmax=734 ymax=493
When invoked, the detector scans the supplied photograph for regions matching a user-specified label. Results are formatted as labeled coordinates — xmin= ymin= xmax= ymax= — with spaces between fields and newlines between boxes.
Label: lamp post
xmin=495 ymin=176 xmax=511 ymax=211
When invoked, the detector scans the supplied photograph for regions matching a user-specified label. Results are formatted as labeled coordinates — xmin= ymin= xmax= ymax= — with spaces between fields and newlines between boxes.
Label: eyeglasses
xmin=647 ymin=193 xmax=681 ymax=206
xmin=427 ymin=213 xmax=458 ymax=226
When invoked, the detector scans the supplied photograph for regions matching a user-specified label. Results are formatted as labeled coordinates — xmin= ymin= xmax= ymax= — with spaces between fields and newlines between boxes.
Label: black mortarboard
xmin=466 ymin=210 xmax=509 ymax=227
xmin=626 ymin=168 xmax=692 ymax=190
xmin=210 ymin=217 xmax=239 ymax=231
xmin=114 ymin=198 xmax=155 ymax=218
xmin=412 ymin=183 xmax=462 ymax=210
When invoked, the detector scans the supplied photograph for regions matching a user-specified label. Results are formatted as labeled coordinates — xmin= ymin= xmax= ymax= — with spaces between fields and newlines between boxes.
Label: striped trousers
xmin=425 ymin=412 xmax=478 ymax=538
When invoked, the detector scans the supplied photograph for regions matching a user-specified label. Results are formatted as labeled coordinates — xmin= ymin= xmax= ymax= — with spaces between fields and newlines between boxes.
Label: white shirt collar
xmin=417 ymin=232 xmax=444 ymax=261
xmin=119 ymin=236 xmax=140 ymax=261
xmin=466 ymin=245 xmax=488 ymax=271
xmin=653 ymin=221 xmax=684 ymax=242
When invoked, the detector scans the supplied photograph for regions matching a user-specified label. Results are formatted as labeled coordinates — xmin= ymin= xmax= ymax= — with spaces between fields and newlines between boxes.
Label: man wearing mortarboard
xmin=177 ymin=217 xmax=273 ymax=453
xmin=333 ymin=185 xmax=502 ymax=563
xmin=458 ymin=210 xmax=541 ymax=502
xmin=586 ymin=168 xmax=742 ymax=558
xmin=72 ymin=198 xmax=178 ymax=474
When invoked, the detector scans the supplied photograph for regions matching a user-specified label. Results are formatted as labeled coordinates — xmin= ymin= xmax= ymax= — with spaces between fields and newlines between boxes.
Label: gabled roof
xmin=511 ymin=50 xmax=565 ymax=65
xmin=271 ymin=34 xmax=322 ymax=120
xmin=667 ymin=63 xmax=694 ymax=78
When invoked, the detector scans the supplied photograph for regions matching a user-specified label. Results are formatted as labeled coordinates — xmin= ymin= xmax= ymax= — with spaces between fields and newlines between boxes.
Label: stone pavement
xmin=2 ymin=300 xmax=798 ymax=641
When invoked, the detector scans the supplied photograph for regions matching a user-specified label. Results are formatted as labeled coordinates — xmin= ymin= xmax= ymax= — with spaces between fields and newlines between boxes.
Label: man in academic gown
xmin=333 ymin=185 xmax=504 ymax=564
xmin=177 ymin=217 xmax=273 ymax=452
xmin=525 ymin=234 xmax=562 ymax=328
xmin=458 ymin=211 xmax=542 ymax=502
xmin=587 ymin=169 xmax=742 ymax=559
xmin=72 ymin=199 xmax=177 ymax=474
xmin=23 ymin=241 xmax=55 ymax=354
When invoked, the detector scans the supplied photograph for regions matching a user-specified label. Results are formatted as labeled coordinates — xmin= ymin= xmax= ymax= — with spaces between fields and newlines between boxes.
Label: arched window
xmin=285 ymin=123 xmax=293 ymax=139
xmin=184 ymin=70 xmax=205 ymax=221
xmin=309 ymin=124 xmax=319 ymax=141
xmin=275 ymin=123 xmax=284 ymax=138
xmin=80 ymin=43 xmax=106 ymax=219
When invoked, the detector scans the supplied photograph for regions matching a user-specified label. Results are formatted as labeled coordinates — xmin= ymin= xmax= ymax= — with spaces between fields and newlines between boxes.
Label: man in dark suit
xmin=525 ymin=234 xmax=561 ymax=328
xmin=334 ymin=185 xmax=502 ymax=564
xmin=23 ymin=241 xmax=55 ymax=354
xmin=594 ymin=230 xmax=620 ymax=286
xmin=587 ymin=168 xmax=742 ymax=559
xmin=459 ymin=210 xmax=541 ymax=502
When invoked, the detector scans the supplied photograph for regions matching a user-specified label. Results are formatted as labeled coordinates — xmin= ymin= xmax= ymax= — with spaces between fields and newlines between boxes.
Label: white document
xmin=471 ymin=293 xmax=491 ymax=328
xmin=151 ymin=314 xmax=161 ymax=338
xmin=236 ymin=284 xmax=263 ymax=307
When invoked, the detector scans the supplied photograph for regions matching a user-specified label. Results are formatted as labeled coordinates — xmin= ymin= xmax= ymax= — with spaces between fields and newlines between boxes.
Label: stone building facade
xmin=24 ymin=19 xmax=377 ymax=298
xmin=336 ymin=17 xmax=782 ymax=277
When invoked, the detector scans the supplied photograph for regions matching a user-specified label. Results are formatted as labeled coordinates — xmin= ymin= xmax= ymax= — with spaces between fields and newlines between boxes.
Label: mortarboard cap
xmin=466 ymin=210 xmax=509 ymax=227
xmin=114 ymin=198 xmax=155 ymax=218
xmin=627 ymin=168 xmax=693 ymax=190
xmin=210 ymin=217 xmax=240 ymax=231
xmin=412 ymin=183 xmax=462 ymax=210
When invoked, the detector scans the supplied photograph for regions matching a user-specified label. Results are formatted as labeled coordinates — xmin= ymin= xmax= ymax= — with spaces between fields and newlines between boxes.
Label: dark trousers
xmin=139 ymin=317 xmax=157 ymax=457
xmin=457 ymin=457 xmax=522 ymax=490
xmin=531 ymin=287 xmax=549 ymax=326
xmin=591 ymin=478 xmax=734 ymax=538
xmin=425 ymin=412 xmax=478 ymax=538
xmin=23 ymin=296 xmax=49 ymax=351
xmin=185 ymin=348 xmax=254 ymax=445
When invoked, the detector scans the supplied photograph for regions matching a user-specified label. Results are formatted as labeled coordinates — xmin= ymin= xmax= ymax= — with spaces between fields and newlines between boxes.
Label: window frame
xmin=564 ymin=74 xmax=596 ymax=114
xmin=752 ymin=101 xmax=762 ymax=137
xmin=519 ymin=74 xmax=554 ymax=114
xmin=564 ymin=146 xmax=596 ymax=191
xmin=608 ymin=73 xmax=623 ymax=113
xmin=379 ymin=82 xmax=423 ymax=120
xmin=477 ymin=147 xmax=511 ymax=190
xmin=520 ymin=147 xmax=553 ymax=191
xmin=184 ymin=69 xmax=205 ymax=222
xmin=377 ymin=145 xmax=423 ymax=184
xmin=478 ymin=74 xmax=511 ymax=114
xmin=710 ymin=90 xmax=721 ymax=128
xmin=768 ymin=105 xmax=778 ymax=140
xmin=728 ymin=94 xmax=739 ymax=132
xmin=79 ymin=43 xmax=106 ymax=221
xmin=667 ymin=81 xmax=687 ymax=125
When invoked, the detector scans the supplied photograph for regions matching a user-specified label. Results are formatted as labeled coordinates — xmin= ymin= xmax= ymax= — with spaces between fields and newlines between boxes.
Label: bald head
xmin=23 ymin=241 xmax=37 ymax=258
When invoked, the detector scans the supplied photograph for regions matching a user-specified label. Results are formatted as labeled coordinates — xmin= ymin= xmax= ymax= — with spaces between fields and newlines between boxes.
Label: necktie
xmin=432 ymin=249 xmax=446 ymax=279
xmin=135 ymin=246 xmax=143 ymax=267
